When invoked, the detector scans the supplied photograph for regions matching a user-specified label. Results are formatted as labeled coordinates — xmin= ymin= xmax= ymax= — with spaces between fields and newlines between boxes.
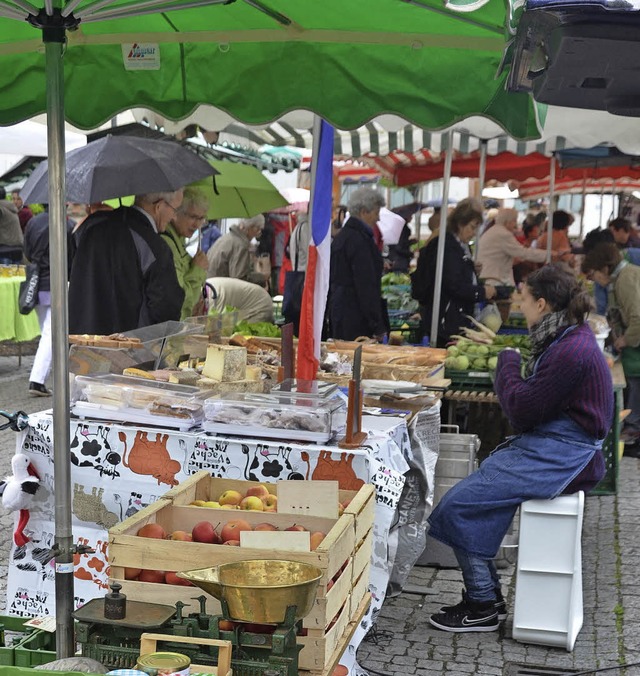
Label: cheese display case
xmin=68 ymin=320 xmax=208 ymax=377
xmin=71 ymin=373 xmax=206 ymax=430
xmin=202 ymin=391 xmax=347 ymax=442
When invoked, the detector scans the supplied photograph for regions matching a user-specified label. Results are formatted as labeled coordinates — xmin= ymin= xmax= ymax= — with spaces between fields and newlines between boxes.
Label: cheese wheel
xmin=202 ymin=345 xmax=247 ymax=382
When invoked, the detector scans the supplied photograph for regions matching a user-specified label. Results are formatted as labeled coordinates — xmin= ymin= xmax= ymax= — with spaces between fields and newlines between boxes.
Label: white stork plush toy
xmin=0 ymin=454 xmax=41 ymax=546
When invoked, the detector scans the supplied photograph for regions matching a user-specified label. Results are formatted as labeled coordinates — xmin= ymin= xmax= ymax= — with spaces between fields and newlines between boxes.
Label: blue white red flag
xmin=296 ymin=118 xmax=334 ymax=381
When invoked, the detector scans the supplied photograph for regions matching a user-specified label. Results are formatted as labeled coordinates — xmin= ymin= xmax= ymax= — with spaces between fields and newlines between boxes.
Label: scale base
xmin=338 ymin=431 xmax=367 ymax=449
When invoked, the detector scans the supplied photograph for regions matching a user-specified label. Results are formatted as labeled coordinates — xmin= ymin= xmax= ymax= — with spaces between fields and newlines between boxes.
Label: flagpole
xmin=430 ymin=132 xmax=453 ymax=346
xmin=296 ymin=115 xmax=333 ymax=380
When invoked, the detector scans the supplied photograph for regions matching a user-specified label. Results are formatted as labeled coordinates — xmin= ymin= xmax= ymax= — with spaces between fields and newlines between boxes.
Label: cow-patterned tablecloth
xmin=7 ymin=408 xmax=439 ymax=673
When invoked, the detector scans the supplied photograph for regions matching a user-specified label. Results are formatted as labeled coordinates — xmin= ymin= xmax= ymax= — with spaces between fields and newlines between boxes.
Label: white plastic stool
xmin=512 ymin=491 xmax=585 ymax=652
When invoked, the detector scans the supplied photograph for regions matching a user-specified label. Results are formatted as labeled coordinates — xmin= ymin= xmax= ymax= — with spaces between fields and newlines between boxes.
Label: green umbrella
xmin=192 ymin=160 xmax=288 ymax=218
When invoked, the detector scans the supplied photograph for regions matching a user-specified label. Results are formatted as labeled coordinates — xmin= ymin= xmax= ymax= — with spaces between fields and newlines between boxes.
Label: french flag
xmin=296 ymin=118 xmax=334 ymax=381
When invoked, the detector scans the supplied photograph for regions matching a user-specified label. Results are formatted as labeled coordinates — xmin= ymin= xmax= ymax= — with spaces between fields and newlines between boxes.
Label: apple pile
xmin=190 ymin=484 xmax=278 ymax=512
xmin=131 ymin=520 xmax=329 ymax=585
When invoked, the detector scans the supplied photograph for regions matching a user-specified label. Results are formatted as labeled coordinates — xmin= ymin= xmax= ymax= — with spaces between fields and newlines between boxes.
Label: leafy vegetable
xmin=234 ymin=320 xmax=281 ymax=337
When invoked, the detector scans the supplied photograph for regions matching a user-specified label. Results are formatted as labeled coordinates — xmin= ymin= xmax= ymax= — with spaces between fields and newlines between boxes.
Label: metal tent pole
xmin=474 ymin=140 xmax=487 ymax=262
xmin=579 ymin=173 xmax=587 ymax=240
xmin=599 ymin=188 xmax=605 ymax=228
xmin=44 ymin=36 xmax=74 ymax=658
xmin=430 ymin=133 xmax=453 ymax=345
xmin=546 ymin=154 xmax=555 ymax=264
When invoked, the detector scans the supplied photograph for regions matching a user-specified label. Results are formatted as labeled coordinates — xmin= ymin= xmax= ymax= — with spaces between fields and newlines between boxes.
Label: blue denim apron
xmin=428 ymin=332 xmax=604 ymax=559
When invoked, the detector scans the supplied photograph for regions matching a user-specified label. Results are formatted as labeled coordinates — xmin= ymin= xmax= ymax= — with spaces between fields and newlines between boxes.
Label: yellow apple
xmin=240 ymin=496 xmax=264 ymax=511
xmin=219 ymin=490 xmax=243 ymax=506
xmin=191 ymin=500 xmax=206 ymax=507
xmin=203 ymin=501 xmax=221 ymax=508
xmin=262 ymin=494 xmax=278 ymax=512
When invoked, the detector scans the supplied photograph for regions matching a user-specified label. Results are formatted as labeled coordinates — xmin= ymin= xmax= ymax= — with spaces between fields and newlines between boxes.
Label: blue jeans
xmin=453 ymin=547 xmax=500 ymax=603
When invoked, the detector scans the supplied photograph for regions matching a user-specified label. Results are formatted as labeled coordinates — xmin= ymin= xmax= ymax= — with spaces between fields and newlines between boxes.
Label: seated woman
xmin=412 ymin=198 xmax=496 ymax=347
xmin=428 ymin=264 xmax=612 ymax=633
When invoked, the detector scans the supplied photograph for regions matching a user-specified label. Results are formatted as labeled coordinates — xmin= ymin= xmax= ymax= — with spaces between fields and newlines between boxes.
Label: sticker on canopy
xmin=122 ymin=43 xmax=160 ymax=70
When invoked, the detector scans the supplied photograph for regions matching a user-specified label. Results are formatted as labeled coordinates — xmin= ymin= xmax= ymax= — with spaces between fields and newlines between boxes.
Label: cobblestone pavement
xmin=1 ymin=356 xmax=639 ymax=675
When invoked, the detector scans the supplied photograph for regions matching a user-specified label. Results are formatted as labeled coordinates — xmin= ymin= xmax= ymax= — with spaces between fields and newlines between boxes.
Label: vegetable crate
xmin=590 ymin=387 xmax=622 ymax=496
xmin=13 ymin=629 xmax=56 ymax=667
xmin=109 ymin=472 xmax=374 ymax=673
xmin=444 ymin=369 xmax=493 ymax=392
xmin=0 ymin=616 xmax=45 ymax=666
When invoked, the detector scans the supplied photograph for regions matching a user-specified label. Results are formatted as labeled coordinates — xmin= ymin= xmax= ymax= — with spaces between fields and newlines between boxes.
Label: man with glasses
xmin=161 ymin=186 xmax=210 ymax=319
xmin=68 ymin=189 xmax=185 ymax=334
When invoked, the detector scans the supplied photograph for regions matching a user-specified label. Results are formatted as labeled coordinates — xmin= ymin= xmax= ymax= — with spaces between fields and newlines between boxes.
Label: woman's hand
xmin=193 ymin=250 xmax=208 ymax=271
xmin=484 ymin=284 xmax=497 ymax=300
xmin=614 ymin=335 xmax=627 ymax=351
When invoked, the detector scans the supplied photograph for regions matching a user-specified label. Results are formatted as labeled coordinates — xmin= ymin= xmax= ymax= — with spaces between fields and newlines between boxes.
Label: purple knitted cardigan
xmin=495 ymin=322 xmax=612 ymax=439
xmin=494 ymin=323 xmax=614 ymax=492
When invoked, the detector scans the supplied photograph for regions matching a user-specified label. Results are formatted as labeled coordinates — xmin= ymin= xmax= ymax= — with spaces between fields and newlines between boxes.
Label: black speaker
xmin=507 ymin=3 xmax=640 ymax=115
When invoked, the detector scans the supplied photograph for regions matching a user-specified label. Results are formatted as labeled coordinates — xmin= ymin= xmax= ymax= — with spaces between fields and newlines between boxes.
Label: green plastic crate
xmin=590 ymin=388 xmax=622 ymax=496
xmin=13 ymin=629 xmax=56 ymax=667
xmin=0 ymin=616 xmax=40 ymax=666
xmin=445 ymin=369 xmax=493 ymax=392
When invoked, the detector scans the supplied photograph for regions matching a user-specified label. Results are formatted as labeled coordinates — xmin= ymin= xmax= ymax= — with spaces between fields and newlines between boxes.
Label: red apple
xmin=169 ymin=530 xmax=192 ymax=541
xmin=254 ymin=522 xmax=278 ymax=532
xmin=245 ymin=484 xmax=270 ymax=500
xmin=223 ymin=539 xmax=241 ymax=546
xmin=138 ymin=569 xmax=166 ymax=584
xmin=192 ymin=521 xmax=221 ymax=544
xmin=220 ymin=519 xmax=252 ymax=542
xmin=137 ymin=523 xmax=166 ymax=539
xmin=124 ymin=567 xmax=141 ymax=580
xmin=310 ymin=531 xmax=326 ymax=551
xmin=165 ymin=571 xmax=194 ymax=586
xmin=285 ymin=524 xmax=307 ymax=532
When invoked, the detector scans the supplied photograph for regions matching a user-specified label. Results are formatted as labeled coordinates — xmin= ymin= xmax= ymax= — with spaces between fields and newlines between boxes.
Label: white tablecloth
xmin=9 ymin=409 xmax=439 ymax=673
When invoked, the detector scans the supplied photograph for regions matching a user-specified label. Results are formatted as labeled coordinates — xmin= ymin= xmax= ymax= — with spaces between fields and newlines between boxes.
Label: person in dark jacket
xmin=68 ymin=190 xmax=185 ymax=335
xmin=329 ymin=187 xmax=388 ymax=341
xmin=23 ymin=209 xmax=75 ymax=396
xmin=412 ymin=198 xmax=496 ymax=347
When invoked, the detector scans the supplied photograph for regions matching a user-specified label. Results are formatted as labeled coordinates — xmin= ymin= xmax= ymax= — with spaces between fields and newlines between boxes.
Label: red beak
xmin=26 ymin=463 xmax=40 ymax=480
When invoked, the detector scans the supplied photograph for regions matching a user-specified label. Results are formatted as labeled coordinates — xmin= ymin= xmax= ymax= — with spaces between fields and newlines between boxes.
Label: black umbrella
xmin=21 ymin=134 xmax=218 ymax=204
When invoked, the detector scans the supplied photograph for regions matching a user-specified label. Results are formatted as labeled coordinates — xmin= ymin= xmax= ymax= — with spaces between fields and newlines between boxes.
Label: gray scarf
xmin=524 ymin=310 xmax=568 ymax=377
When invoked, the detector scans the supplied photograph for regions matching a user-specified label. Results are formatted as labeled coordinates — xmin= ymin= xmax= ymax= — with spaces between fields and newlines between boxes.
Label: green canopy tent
xmin=0 ymin=0 xmax=540 ymax=655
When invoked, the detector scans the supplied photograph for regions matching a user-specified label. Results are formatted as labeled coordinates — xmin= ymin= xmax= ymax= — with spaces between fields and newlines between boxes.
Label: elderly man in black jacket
xmin=329 ymin=187 xmax=389 ymax=341
xmin=68 ymin=190 xmax=185 ymax=335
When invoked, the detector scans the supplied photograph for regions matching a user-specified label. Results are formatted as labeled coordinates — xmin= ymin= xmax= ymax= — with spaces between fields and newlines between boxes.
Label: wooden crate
xmin=109 ymin=473 xmax=375 ymax=646
xmin=342 ymin=484 xmax=375 ymax=546
xmin=298 ymin=596 xmax=351 ymax=671
xmin=350 ymin=562 xmax=371 ymax=621
xmin=352 ymin=527 xmax=373 ymax=584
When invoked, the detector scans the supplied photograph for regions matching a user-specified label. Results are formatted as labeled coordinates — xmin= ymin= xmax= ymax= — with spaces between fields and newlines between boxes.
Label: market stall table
xmin=0 ymin=274 xmax=41 ymax=365
xmin=8 ymin=407 xmax=440 ymax=673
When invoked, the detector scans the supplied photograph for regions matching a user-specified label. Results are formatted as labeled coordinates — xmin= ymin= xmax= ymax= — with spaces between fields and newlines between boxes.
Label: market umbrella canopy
xmin=0 ymin=2 xmax=538 ymax=138
xmin=190 ymin=159 xmax=287 ymax=218
xmin=20 ymin=134 xmax=217 ymax=204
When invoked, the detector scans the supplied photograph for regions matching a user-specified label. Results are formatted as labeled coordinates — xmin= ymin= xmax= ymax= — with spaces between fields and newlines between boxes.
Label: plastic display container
xmin=72 ymin=374 xmax=205 ymax=430
xmin=69 ymin=320 xmax=207 ymax=377
xmin=203 ymin=391 xmax=346 ymax=442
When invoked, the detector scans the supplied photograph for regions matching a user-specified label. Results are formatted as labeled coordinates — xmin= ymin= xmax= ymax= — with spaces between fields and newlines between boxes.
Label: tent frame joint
xmin=28 ymin=7 xmax=79 ymax=43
